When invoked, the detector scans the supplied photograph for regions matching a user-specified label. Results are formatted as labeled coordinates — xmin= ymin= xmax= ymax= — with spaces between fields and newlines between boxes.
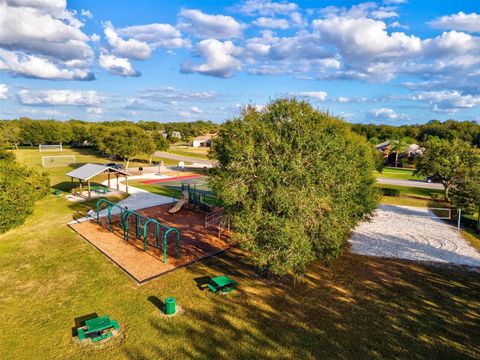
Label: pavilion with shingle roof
xmin=66 ymin=163 xmax=130 ymax=198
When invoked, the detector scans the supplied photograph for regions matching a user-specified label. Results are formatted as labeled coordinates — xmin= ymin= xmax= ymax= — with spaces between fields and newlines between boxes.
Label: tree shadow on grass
xmin=123 ymin=249 xmax=480 ymax=360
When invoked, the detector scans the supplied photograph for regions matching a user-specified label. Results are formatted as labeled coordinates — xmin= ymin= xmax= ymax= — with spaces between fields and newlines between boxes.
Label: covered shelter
xmin=66 ymin=163 xmax=130 ymax=198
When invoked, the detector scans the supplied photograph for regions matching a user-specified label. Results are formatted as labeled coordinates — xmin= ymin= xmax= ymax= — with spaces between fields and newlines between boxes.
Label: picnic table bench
xmin=207 ymin=275 xmax=238 ymax=293
xmin=77 ymin=316 xmax=120 ymax=342
xmin=93 ymin=185 xmax=111 ymax=194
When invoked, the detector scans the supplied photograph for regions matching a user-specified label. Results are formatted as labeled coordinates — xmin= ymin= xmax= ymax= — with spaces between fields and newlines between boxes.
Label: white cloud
xmin=81 ymin=9 xmax=93 ymax=18
xmin=367 ymin=107 xmax=399 ymax=120
xmin=429 ymin=12 xmax=480 ymax=33
xmin=371 ymin=10 xmax=398 ymax=19
xmin=178 ymin=106 xmax=204 ymax=118
xmin=422 ymin=31 xmax=480 ymax=58
xmin=0 ymin=49 xmax=94 ymax=80
xmin=140 ymin=87 xmax=216 ymax=103
xmin=181 ymin=39 xmax=242 ymax=78
xmin=409 ymin=90 xmax=480 ymax=111
xmin=384 ymin=0 xmax=407 ymax=4
xmin=104 ymin=21 xmax=151 ymax=60
xmin=86 ymin=107 xmax=103 ymax=115
xmin=98 ymin=51 xmax=140 ymax=77
xmin=0 ymin=83 xmax=7 ymax=99
xmin=18 ymin=89 xmax=103 ymax=106
xmin=0 ymin=2 xmax=91 ymax=59
xmin=118 ymin=23 xmax=187 ymax=49
xmin=253 ymin=17 xmax=290 ymax=29
xmin=237 ymin=0 xmax=298 ymax=16
xmin=0 ymin=0 xmax=94 ymax=80
xmin=312 ymin=17 xmax=421 ymax=61
xmin=179 ymin=9 xmax=244 ymax=39
xmin=389 ymin=21 xmax=409 ymax=30
xmin=292 ymin=91 xmax=328 ymax=101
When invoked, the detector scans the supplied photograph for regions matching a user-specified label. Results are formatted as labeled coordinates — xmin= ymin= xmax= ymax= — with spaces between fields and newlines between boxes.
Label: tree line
xmin=351 ymin=119 xmax=480 ymax=147
xmin=0 ymin=118 xmax=220 ymax=148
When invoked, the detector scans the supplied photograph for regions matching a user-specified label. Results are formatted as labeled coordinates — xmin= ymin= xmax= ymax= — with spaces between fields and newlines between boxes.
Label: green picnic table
xmin=77 ymin=315 xmax=120 ymax=342
xmin=207 ymin=275 xmax=238 ymax=293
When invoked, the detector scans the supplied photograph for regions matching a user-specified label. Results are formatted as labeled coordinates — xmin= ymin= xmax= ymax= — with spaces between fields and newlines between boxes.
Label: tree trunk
xmin=125 ymin=158 xmax=130 ymax=170
xmin=444 ymin=184 xmax=450 ymax=202
xmin=477 ymin=205 xmax=480 ymax=233
xmin=149 ymin=155 xmax=153 ymax=165
xmin=395 ymin=151 xmax=399 ymax=167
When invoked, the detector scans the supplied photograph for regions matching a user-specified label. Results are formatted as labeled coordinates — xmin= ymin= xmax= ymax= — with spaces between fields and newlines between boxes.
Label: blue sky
xmin=1 ymin=0 xmax=480 ymax=124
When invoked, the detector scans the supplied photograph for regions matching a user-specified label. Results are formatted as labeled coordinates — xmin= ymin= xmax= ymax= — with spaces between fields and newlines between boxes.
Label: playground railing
xmin=205 ymin=208 xmax=224 ymax=228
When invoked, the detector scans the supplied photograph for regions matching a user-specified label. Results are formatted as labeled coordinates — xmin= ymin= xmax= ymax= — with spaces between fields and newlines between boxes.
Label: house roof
xmin=192 ymin=133 xmax=217 ymax=141
xmin=66 ymin=163 xmax=129 ymax=181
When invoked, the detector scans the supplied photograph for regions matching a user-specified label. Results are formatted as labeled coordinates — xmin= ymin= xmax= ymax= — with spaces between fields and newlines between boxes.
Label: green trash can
xmin=165 ymin=297 xmax=176 ymax=315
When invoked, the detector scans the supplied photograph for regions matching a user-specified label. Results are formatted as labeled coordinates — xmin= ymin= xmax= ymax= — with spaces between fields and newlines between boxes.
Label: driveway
xmin=377 ymin=177 xmax=444 ymax=190
xmin=349 ymin=204 xmax=480 ymax=268
xmin=155 ymin=151 xmax=216 ymax=166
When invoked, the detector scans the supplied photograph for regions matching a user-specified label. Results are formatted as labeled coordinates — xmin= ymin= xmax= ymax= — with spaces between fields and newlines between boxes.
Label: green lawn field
xmin=376 ymin=167 xmax=423 ymax=181
xmin=0 ymin=149 xmax=479 ymax=359
xmin=168 ymin=144 xmax=211 ymax=160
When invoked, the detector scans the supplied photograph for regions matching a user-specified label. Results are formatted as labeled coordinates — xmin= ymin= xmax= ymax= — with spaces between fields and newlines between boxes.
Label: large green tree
xmin=210 ymin=99 xmax=379 ymax=276
xmin=415 ymin=138 xmax=479 ymax=201
xmin=98 ymin=126 xmax=155 ymax=169
xmin=0 ymin=150 xmax=50 ymax=234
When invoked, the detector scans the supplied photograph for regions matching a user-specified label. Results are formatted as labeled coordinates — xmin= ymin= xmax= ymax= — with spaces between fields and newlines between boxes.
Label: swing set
xmin=95 ymin=199 xmax=181 ymax=263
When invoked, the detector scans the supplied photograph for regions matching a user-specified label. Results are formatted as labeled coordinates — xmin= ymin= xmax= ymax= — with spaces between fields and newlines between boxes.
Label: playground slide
xmin=169 ymin=198 xmax=188 ymax=214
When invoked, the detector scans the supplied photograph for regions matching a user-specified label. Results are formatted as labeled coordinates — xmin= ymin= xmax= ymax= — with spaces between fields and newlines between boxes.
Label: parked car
xmin=105 ymin=163 xmax=124 ymax=170
xmin=424 ymin=176 xmax=433 ymax=183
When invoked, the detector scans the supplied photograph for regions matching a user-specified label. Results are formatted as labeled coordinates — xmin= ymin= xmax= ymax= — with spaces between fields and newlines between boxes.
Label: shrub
xmin=0 ymin=159 xmax=50 ymax=234
xmin=381 ymin=188 xmax=401 ymax=197
xmin=210 ymin=99 xmax=380 ymax=276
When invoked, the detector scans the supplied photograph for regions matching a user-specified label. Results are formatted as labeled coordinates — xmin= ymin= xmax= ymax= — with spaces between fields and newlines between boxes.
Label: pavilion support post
xmin=116 ymin=173 xmax=119 ymax=190
xmin=87 ymin=179 xmax=91 ymax=199
xmin=79 ymin=180 xmax=83 ymax=197
xmin=107 ymin=173 xmax=111 ymax=189
xmin=125 ymin=175 xmax=129 ymax=194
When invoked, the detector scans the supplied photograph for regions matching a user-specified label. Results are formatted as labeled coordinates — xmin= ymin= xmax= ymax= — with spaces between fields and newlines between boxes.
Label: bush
xmin=0 ymin=159 xmax=50 ymax=234
xmin=210 ymin=99 xmax=380 ymax=276
xmin=381 ymin=188 xmax=401 ymax=197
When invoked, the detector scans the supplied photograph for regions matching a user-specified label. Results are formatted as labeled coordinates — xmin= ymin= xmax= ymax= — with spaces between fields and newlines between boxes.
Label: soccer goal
xmin=39 ymin=144 xmax=63 ymax=152
xmin=41 ymin=155 xmax=75 ymax=168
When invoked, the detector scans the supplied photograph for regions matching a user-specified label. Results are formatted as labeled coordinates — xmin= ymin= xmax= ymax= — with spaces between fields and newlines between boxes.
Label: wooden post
xmin=79 ymin=179 xmax=83 ymax=197
xmin=125 ymin=175 xmax=129 ymax=194
xmin=107 ymin=173 xmax=111 ymax=189
xmin=116 ymin=173 xmax=119 ymax=190
xmin=87 ymin=179 xmax=91 ymax=199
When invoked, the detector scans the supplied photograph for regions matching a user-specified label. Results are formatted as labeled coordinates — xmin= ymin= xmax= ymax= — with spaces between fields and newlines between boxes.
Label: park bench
xmin=207 ymin=275 xmax=238 ymax=293
xmin=77 ymin=315 xmax=120 ymax=342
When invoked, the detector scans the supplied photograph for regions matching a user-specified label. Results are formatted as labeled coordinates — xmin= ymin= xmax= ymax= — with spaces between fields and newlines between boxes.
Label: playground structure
xmin=169 ymin=190 xmax=189 ymax=214
xmin=180 ymin=180 xmax=216 ymax=213
xmin=96 ymin=199 xmax=181 ymax=263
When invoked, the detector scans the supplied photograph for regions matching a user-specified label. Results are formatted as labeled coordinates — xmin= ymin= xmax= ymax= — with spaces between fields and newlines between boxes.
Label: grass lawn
xmin=376 ymin=183 xmax=444 ymax=199
xmin=376 ymin=167 xmax=423 ymax=181
xmin=168 ymin=145 xmax=211 ymax=160
xmin=1 ymin=149 xmax=479 ymax=359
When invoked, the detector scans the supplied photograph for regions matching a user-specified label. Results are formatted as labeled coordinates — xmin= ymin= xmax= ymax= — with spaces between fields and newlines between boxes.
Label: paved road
xmin=377 ymin=177 xmax=444 ymax=190
xmin=154 ymin=151 xmax=216 ymax=166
